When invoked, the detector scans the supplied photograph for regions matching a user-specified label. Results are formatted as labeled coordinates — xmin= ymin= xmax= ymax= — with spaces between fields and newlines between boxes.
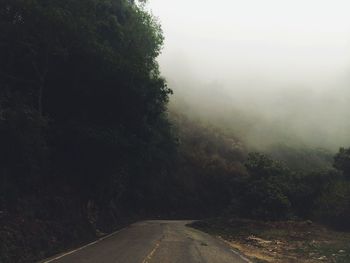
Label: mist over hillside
xmin=165 ymin=63 xmax=350 ymax=151
xmin=149 ymin=0 xmax=350 ymax=152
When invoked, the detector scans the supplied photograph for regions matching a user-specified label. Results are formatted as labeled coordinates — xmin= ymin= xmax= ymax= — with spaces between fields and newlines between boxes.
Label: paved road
xmin=40 ymin=220 xmax=250 ymax=263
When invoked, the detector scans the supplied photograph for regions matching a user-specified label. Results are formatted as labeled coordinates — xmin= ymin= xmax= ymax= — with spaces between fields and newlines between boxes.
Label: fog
xmin=148 ymin=0 xmax=350 ymax=151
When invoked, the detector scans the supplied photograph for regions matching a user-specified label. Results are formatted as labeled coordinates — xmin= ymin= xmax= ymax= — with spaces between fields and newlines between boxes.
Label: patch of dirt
xmin=220 ymin=237 xmax=275 ymax=262
xmin=190 ymin=218 xmax=350 ymax=263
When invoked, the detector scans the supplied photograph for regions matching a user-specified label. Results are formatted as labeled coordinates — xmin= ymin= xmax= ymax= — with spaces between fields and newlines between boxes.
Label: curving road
xmin=40 ymin=220 xmax=250 ymax=263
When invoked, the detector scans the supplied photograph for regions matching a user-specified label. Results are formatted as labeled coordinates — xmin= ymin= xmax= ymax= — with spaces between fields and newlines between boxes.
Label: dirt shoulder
xmin=189 ymin=218 xmax=350 ymax=263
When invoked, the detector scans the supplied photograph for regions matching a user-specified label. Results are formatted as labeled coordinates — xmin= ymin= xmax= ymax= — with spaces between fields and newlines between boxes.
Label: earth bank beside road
xmin=190 ymin=218 xmax=350 ymax=263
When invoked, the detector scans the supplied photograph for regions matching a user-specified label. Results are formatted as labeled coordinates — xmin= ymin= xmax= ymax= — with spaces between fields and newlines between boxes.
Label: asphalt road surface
xmin=40 ymin=220 xmax=250 ymax=263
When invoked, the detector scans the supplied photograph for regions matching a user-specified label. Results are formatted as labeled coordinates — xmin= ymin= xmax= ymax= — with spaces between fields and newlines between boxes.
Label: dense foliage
xmin=167 ymin=112 xmax=247 ymax=216
xmin=334 ymin=147 xmax=350 ymax=177
xmin=171 ymin=113 xmax=350 ymax=229
xmin=230 ymin=149 xmax=350 ymax=228
xmin=0 ymin=0 xmax=175 ymax=235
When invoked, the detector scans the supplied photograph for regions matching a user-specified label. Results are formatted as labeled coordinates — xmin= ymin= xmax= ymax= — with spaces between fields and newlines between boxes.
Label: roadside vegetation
xmin=0 ymin=0 xmax=175 ymax=261
xmin=173 ymin=112 xmax=350 ymax=229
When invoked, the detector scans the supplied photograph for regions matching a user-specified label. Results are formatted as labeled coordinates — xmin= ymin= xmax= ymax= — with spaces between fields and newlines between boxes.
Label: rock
xmin=306 ymin=220 xmax=313 ymax=225
xmin=317 ymin=256 xmax=326 ymax=260
xmin=96 ymin=229 xmax=106 ymax=238
xmin=338 ymin=250 xmax=345 ymax=253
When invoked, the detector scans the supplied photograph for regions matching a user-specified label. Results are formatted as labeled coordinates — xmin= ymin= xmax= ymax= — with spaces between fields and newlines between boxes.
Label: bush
xmin=241 ymin=178 xmax=291 ymax=220
xmin=235 ymin=153 xmax=291 ymax=219
xmin=334 ymin=147 xmax=350 ymax=177
xmin=313 ymin=179 xmax=350 ymax=229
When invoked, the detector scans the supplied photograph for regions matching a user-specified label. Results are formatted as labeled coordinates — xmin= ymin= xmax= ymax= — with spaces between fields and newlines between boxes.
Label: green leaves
xmin=245 ymin=152 xmax=290 ymax=179
xmin=0 ymin=0 xmax=174 ymax=207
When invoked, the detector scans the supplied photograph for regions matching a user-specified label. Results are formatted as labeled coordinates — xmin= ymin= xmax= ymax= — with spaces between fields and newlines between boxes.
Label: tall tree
xmin=0 ymin=0 xmax=175 ymax=208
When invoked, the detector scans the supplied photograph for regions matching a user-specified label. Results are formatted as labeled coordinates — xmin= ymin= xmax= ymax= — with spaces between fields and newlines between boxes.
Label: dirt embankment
xmin=190 ymin=218 xmax=350 ymax=263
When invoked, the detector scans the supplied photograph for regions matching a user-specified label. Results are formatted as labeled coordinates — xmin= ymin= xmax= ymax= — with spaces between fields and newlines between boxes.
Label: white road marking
xmin=41 ymin=221 xmax=252 ymax=263
xmin=40 ymin=228 xmax=124 ymax=263
xmin=142 ymin=241 xmax=161 ymax=263
xmin=230 ymin=249 xmax=252 ymax=263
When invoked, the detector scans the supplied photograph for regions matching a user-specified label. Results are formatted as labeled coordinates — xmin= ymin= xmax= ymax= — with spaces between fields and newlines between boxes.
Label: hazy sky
xmin=149 ymin=0 xmax=350 ymax=82
xmin=148 ymin=0 xmax=350 ymax=150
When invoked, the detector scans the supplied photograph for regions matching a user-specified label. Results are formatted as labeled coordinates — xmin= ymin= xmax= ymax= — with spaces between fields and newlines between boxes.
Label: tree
xmin=334 ymin=147 xmax=350 ymax=177
xmin=241 ymin=153 xmax=292 ymax=220
xmin=0 ymin=0 xmax=175 ymax=212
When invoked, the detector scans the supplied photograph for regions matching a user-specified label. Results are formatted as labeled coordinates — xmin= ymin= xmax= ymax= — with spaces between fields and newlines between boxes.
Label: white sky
xmin=148 ymin=0 xmax=350 ymax=89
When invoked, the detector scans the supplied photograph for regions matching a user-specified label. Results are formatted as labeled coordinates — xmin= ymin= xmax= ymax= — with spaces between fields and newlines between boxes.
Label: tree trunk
xmin=38 ymin=82 xmax=44 ymax=117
